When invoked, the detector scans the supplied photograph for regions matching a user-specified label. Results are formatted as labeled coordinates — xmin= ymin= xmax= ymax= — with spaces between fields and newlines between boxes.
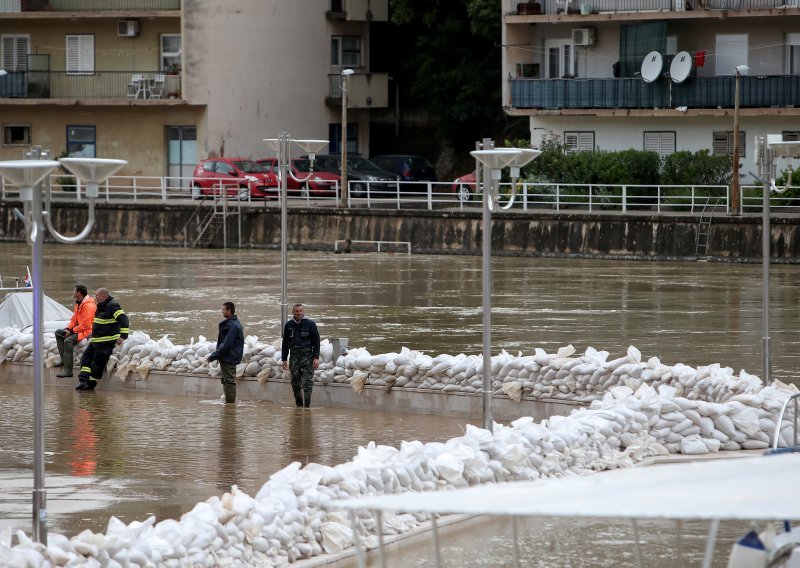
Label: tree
xmin=387 ymin=0 xmax=518 ymax=147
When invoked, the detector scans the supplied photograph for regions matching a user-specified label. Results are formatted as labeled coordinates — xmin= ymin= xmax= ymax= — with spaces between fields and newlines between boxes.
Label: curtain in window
xmin=619 ymin=22 xmax=667 ymax=78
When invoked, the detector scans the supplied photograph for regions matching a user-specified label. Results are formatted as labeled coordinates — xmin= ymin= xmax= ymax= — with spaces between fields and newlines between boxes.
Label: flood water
xmin=1 ymin=242 xmax=797 ymax=564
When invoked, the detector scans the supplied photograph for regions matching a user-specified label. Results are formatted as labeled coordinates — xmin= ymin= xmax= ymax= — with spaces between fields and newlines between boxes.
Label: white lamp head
xmin=341 ymin=69 xmax=355 ymax=76
xmin=735 ymin=65 xmax=749 ymax=74
xmin=263 ymin=138 xmax=280 ymax=152
xmin=59 ymin=158 xmax=127 ymax=198
xmin=295 ymin=140 xmax=328 ymax=161
xmin=471 ymin=148 xmax=524 ymax=171
xmin=0 ymin=160 xmax=60 ymax=202
xmin=507 ymin=148 xmax=542 ymax=177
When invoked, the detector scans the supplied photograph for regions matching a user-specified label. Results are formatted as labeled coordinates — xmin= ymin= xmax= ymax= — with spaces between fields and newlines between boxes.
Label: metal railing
xmin=503 ymin=0 xmax=800 ymax=15
xmin=509 ymin=75 xmax=800 ymax=111
xmin=0 ymin=70 xmax=182 ymax=100
xmin=334 ymin=239 xmax=411 ymax=253
xmin=7 ymin=0 xmax=180 ymax=12
xmin=3 ymin=176 xmax=800 ymax=215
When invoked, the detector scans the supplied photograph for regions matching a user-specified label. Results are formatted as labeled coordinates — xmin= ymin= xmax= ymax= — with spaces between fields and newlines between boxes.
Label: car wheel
xmin=300 ymin=184 xmax=311 ymax=199
xmin=351 ymin=182 xmax=366 ymax=198
xmin=458 ymin=184 xmax=472 ymax=203
xmin=191 ymin=185 xmax=204 ymax=200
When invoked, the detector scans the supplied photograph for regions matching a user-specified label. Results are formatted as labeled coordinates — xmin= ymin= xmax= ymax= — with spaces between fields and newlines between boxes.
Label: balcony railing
xmin=0 ymin=70 xmax=182 ymax=100
xmin=2 ymin=0 xmax=180 ymax=12
xmin=509 ymin=75 xmax=800 ymax=110
xmin=504 ymin=0 xmax=800 ymax=16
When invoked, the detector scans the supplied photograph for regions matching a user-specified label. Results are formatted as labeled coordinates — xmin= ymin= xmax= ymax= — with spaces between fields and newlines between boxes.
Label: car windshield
xmin=233 ymin=160 xmax=269 ymax=174
xmin=348 ymin=157 xmax=382 ymax=171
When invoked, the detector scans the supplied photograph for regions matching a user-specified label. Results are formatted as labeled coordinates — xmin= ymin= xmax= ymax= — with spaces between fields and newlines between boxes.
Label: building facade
xmin=0 ymin=0 xmax=388 ymax=181
xmin=502 ymin=0 xmax=800 ymax=181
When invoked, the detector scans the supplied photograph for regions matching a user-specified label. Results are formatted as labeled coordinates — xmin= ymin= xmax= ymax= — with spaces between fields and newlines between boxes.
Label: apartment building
xmin=0 ymin=0 xmax=388 ymax=181
xmin=502 ymin=0 xmax=800 ymax=181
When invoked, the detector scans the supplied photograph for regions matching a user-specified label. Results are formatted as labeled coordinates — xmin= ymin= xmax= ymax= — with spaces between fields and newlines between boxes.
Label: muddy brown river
xmin=0 ymin=242 xmax=796 ymax=565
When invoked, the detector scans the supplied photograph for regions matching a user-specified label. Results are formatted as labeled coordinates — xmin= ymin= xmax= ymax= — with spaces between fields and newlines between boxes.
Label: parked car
xmin=257 ymin=157 xmax=339 ymax=197
xmin=370 ymin=154 xmax=437 ymax=188
xmin=451 ymin=171 xmax=477 ymax=203
xmin=312 ymin=154 xmax=400 ymax=197
xmin=191 ymin=158 xmax=278 ymax=200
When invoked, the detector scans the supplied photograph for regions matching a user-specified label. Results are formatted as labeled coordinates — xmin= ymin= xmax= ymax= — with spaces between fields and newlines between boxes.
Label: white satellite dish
xmin=670 ymin=51 xmax=692 ymax=83
xmin=640 ymin=51 xmax=663 ymax=83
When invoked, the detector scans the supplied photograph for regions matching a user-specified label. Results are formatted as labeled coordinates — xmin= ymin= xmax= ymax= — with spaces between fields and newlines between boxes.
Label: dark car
xmin=313 ymin=154 xmax=400 ymax=197
xmin=370 ymin=155 xmax=437 ymax=187
xmin=191 ymin=158 xmax=278 ymax=200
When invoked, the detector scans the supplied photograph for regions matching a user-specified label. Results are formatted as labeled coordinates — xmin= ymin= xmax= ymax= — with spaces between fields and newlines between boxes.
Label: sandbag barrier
xmin=0 ymin=327 xmax=798 ymax=565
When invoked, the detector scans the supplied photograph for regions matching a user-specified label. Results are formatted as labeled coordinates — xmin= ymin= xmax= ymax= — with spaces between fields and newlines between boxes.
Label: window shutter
xmin=713 ymin=132 xmax=731 ymax=156
xmin=15 ymin=36 xmax=28 ymax=70
xmin=1 ymin=35 xmax=29 ymax=70
xmin=1 ymin=36 xmax=13 ymax=70
xmin=644 ymin=132 xmax=675 ymax=158
xmin=66 ymin=35 xmax=94 ymax=74
xmin=578 ymin=132 xmax=594 ymax=151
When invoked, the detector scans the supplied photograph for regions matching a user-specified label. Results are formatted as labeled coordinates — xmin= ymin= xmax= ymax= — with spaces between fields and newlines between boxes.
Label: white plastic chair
xmin=127 ymin=74 xmax=142 ymax=98
xmin=150 ymin=74 xmax=165 ymax=99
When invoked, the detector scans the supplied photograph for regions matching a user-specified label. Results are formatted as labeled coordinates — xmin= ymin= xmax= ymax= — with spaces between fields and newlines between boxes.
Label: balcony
xmin=326 ymin=72 xmax=389 ymax=108
xmin=509 ymin=75 xmax=800 ymax=110
xmin=504 ymin=0 xmax=800 ymax=17
xmin=326 ymin=0 xmax=388 ymax=21
xmin=0 ymin=0 xmax=180 ymax=11
xmin=0 ymin=70 xmax=183 ymax=100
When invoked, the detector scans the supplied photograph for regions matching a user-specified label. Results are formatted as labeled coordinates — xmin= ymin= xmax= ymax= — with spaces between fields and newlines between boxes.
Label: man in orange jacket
xmin=55 ymin=284 xmax=97 ymax=378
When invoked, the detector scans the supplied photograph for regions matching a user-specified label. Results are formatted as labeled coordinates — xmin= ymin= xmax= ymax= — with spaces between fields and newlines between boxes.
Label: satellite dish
xmin=640 ymin=51 xmax=663 ymax=83
xmin=670 ymin=51 xmax=692 ymax=83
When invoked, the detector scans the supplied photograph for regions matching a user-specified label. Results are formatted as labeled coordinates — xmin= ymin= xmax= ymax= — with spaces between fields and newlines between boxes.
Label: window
xmin=713 ymin=131 xmax=745 ymax=157
xmin=67 ymin=125 xmax=96 ymax=158
xmin=3 ymin=124 xmax=30 ymax=145
xmin=1 ymin=34 xmax=29 ymax=71
xmin=544 ymin=39 xmax=576 ymax=78
xmin=783 ymin=131 xmax=800 ymax=141
xmin=715 ymin=34 xmax=747 ymax=76
xmin=66 ymin=34 xmax=94 ymax=75
xmin=644 ymin=131 xmax=676 ymax=159
xmin=331 ymin=36 xmax=361 ymax=68
xmin=329 ymin=123 xmax=358 ymax=155
xmin=787 ymin=34 xmax=800 ymax=74
xmin=564 ymin=131 xmax=594 ymax=153
xmin=160 ymin=34 xmax=181 ymax=73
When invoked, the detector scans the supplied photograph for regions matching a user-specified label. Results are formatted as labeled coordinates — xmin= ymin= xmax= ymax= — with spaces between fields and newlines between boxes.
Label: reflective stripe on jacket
xmin=67 ymin=295 xmax=97 ymax=342
xmin=91 ymin=296 xmax=130 ymax=343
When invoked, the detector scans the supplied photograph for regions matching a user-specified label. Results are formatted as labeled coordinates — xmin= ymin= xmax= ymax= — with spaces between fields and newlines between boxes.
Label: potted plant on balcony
xmin=165 ymin=63 xmax=181 ymax=75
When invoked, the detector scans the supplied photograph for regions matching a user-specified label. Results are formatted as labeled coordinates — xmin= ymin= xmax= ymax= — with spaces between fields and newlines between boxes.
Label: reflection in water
xmin=286 ymin=409 xmax=318 ymax=466
xmin=66 ymin=397 xmax=99 ymax=477
xmin=217 ymin=406 xmax=242 ymax=492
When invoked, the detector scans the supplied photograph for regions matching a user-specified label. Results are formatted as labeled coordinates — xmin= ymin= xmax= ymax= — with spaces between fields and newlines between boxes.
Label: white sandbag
xmin=320 ymin=522 xmax=353 ymax=554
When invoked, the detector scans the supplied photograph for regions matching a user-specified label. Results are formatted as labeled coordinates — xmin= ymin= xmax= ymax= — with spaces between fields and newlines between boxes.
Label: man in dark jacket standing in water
xmin=208 ymin=301 xmax=244 ymax=404
xmin=281 ymin=303 xmax=320 ymax=408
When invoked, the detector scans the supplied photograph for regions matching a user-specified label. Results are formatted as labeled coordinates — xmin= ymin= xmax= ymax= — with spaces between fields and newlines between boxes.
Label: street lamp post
xmin=263 ymin=136 xmax=328 ymax=335
xmin=758 ymin=134 xmax=800 ymax=386
xmin=340 ymin=69 xmax=354 ymax=208
xmin=0 ymin=150 xmax=126 ymax=544
xmin=470 ymin=142 xmax=540 ymax=432
xmin=731 ymin=65 xmax=748 ymax=216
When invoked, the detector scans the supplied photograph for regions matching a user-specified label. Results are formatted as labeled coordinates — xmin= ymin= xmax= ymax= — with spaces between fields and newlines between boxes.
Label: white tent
xmin=0 ymin=291 xmax=73 ymax=330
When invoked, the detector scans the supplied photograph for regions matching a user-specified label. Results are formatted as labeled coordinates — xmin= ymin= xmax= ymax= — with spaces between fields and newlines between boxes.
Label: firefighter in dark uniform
xmin=281 ymin=303 xmax=320 ymax=408
xmin=76 ymin=287 xmax=129 ymax=391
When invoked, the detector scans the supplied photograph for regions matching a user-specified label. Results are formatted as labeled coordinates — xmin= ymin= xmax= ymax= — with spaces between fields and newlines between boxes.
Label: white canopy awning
xmin=0 ymin=291 xmax=73 ymax=330
xmin=335 ymin=453 xmax=800 ymax=522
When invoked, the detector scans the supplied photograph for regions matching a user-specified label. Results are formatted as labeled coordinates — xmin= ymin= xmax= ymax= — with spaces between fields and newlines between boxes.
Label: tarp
xmin=334 ymin=453 xmax=800 ymax=522
xmin=0 ymin=291 xmax=73 ymax=330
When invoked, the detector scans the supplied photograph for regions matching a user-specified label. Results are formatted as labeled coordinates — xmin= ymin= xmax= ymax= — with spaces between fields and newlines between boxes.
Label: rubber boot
xmin=223 ymin=384 xmax=236 ymax=404
xmin=292 ymin=386 xmax=303 ymax=408
xmin=75 ymin=379 xmax=89 ymax=391
xmin=56 ymin=348 xmax=74 ymax=377
xmin=303 ymin=390 xmax=312 ymax=408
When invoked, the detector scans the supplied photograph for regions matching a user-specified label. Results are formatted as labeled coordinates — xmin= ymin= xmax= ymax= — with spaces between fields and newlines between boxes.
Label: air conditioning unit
xmin=572 ymin=28 xmax=596 ymax=46
xmin=117 ymin=20 xmax=140 ymax=37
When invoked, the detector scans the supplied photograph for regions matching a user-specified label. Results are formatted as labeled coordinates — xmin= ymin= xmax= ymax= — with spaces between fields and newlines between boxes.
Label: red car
xmin=452 ymin=171 xmax=477 ymax=203
xmin=191 ymin=158 xmax=278 ymax=200
xmin=258 ymin=157 xmax=340 ymax=197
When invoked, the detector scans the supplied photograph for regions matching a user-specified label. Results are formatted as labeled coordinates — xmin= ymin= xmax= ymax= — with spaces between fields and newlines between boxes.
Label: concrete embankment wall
xmin=0 ymin=362 xmax=581 ymax=422
xmin=1 ymin=201 xmax=800 ymax=261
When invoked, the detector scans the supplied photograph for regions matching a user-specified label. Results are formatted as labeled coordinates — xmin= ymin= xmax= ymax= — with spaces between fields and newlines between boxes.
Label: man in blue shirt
xmin=281 ymin=303 xmax=320 ymax=408
xmin=208 ymin=301 xmax=244 ymax=404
